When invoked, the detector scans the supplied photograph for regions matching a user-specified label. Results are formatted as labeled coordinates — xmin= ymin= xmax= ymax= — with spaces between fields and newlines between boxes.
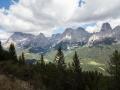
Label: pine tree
xmin=108 ymin=50 xmax=120 ymax=90
xmin=72 ymin=51 xmax=81 ymax=73
xmin=19 ymin=55 xmax=22 ymax=62
xmin=0 ymin=41 xmax=3 ymax=60
xmin=0 ymin=41 xmax=9 ymax=61
xmin=21 ymin=52 xmax=25 ymax=63
xmin=9 ymin=43 xmax=17 ymax=62
xmin=54 ymin=47 xmax=65 ymax=68
xmin=19 ymin=52 xmax=25 ymax=64
xmin=72 ymin=51 xmax=83 ymax=90
xmin=54 ymin=47 xmax=67 ymax=90
xmin=40 ymin=54 xmax=45 ymax=67
xmin=0 ymin=41 xmax=2 ymax=51
xmin=39 ymin=54 xmax=46 ymax=77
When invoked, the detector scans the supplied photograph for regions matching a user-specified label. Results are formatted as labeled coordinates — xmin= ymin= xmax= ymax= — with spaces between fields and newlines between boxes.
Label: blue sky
xmin=0 ymin=0 xmax=18 ymax=9
xmin=53 ymin=27 xmax=65 ymax=34
xmin=79 ymin=0 xmax=85 ymax=7
xmin=0 ymin=0 xmax=84 ymax=9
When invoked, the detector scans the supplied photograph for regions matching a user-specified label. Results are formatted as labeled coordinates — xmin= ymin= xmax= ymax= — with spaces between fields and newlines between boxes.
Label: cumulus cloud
xmin=71 ymin=0 xmax=120 ymax=23
xmin=0 ymin=0 xmax=120 ymax=40
xmin=0 ymin=30 xmax=12 ymax=42
xmin=86 ymin=26 xmax=99 ymax=33
xmin=0 ymin=0 xmax=78 ymax=36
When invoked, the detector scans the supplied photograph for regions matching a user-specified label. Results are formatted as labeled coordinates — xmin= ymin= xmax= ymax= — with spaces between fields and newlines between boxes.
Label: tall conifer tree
xmin=0 ymin=41 xmax=3 ymax=60
xmin=72 ymin=51 xmax=83 ymax=90
xmin=72 ymin=51 xmax=81 ymax=73
xmin=54 ymin=47 xmax=65 ymax=68
xmin=40 ymin=54 xmax=45 ymax=66
xmin=108 ymin=50 xmax=120 ymax=90
xmin=19 ymin=52 xmax=25 ymax=64
xmin=21 ymin=52 xmax=25 ymax=63
xmin=9 ymin=43 xmax=17 ymax=62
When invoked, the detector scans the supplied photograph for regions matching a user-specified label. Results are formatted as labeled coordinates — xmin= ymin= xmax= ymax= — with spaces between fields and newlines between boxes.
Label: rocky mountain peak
xmin=77 ymin=27 xmax=85 ymax=31
xmin=37 ymin=33 xmax=46 ymax=39
xmin=11 ymin=32 xmax=24 ymax=38
xmin=4 ymin=22 xmax=120 ymax=53
xmin=101 ymin=22 xmax=112 ymax=31
xmin=113 ymin=25 xmax=120 ymax=30
xmin=64 ymin=28 xmax=73 ymax=33
xmin=52 ymin=33 xmax=61 ymax=39
xmin=14 ymin=32 xmax=23 ymax=35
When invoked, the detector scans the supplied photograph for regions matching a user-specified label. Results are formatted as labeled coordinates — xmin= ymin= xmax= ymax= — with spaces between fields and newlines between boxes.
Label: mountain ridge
xmin=3 ymin=22 xmax=120 ymax=53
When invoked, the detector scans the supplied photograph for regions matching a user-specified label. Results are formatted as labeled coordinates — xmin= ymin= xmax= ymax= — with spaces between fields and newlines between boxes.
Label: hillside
xmin=45 ymin=44 xmax=120 ymax=75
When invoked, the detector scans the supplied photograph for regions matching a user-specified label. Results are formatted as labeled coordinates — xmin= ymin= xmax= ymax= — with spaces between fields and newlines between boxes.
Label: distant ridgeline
xmin=3 ymin=22 xmax=120 ymax=54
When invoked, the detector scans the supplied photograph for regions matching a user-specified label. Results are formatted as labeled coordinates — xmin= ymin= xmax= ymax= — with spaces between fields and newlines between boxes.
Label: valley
xmin=2 ymin=22 xmax=120 ymax=74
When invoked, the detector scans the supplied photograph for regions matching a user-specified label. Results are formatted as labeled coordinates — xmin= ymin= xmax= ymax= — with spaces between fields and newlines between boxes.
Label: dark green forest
xmin=0 ymin=41 xmax=120 ymax=90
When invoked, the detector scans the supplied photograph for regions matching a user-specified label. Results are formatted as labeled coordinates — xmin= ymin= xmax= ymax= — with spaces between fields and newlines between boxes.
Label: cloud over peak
xmin=0 ymin=0 xmax=120 ymax=40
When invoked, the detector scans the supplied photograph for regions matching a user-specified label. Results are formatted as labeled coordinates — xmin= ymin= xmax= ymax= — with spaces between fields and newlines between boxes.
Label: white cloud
xmin=0 ymin=30 xmax=12 ymax=42
xmin=86 ymin=26 xmax=99 ymax=33
xmin=0 ymin=0 xmax=78 ymax=37
xmin=0 ymin=0 xmax=120 ymax=41
xmin=71 ymin=0 xmax=120 ymax=23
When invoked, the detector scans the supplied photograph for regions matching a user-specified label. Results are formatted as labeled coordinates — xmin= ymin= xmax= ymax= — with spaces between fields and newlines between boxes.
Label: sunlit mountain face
xmin=2 ymin=22 xmax=120 ymax=55
xmin=0 ymin=0 xmax=120 ymax=53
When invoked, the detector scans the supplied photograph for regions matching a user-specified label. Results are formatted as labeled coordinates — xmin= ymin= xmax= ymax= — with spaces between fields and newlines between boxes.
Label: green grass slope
xmin=16 ymin=44 xmax=120 ymax=75
xmin=45 ymin=44 xmax=120 ymax=75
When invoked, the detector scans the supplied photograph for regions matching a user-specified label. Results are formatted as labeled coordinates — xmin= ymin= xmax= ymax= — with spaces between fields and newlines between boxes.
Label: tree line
xmin=0 ymin=41 xmax=120 ymax=90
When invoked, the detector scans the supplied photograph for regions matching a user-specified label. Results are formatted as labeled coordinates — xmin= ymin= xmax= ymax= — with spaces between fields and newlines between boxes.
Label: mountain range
xmin=4 ymin=22 xmax=120 ymax=53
